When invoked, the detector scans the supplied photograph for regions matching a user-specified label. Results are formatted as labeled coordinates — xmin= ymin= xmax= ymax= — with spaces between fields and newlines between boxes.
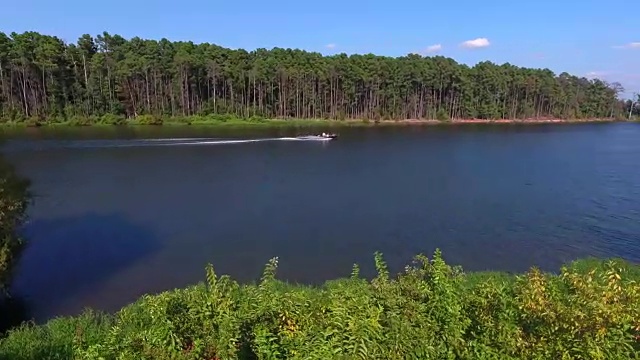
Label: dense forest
xmin=0 ymin=31 xmax=634 ymax=124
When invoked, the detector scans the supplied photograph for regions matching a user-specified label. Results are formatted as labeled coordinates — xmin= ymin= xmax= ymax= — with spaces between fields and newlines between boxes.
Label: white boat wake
xmin=133 ymin=136 xmax=332 ymax=147
xmin=2 ymin=136 xmax=334 ymax=152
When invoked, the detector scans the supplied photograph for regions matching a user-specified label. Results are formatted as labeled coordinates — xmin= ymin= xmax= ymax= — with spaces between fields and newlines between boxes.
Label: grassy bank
xmin=1 ymin=250 xmax=638 ymax=360
xmin=0 ymin=114 xmax=623 ymax=129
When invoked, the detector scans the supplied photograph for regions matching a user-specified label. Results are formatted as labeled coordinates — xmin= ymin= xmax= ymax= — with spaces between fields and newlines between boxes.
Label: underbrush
xmin=1 ymin=251 xmax=638 ymax=359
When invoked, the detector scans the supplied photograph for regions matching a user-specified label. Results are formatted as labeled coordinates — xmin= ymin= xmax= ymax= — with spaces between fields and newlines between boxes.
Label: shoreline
xmin=0 ymin=117 xmax=625 ymax=129
xmin=365 ymin=118 xmax=620 ymax=125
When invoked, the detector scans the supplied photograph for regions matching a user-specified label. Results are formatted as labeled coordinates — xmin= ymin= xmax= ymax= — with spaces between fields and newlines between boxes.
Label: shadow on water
xmin=11 ymin=213 xmax=161 ymax=323
xmin=0 ymin=296 xmax=29 ymax=335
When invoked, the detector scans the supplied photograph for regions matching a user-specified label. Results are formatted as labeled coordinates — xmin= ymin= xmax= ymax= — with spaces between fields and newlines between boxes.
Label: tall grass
xmin=1 ymin=250 xmax=638 ymax=360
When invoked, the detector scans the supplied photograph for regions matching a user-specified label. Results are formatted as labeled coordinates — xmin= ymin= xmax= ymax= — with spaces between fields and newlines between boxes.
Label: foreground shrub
xmin=1 ymin=251 xmax=638 ymax=359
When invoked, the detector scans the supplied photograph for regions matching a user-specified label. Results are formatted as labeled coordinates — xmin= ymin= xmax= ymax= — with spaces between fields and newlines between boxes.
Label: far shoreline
xmin=0 ymin=117 xmax=628 ymax=130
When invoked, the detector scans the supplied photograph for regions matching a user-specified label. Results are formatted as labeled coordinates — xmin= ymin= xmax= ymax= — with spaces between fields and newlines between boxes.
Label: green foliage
xmin=436 ymin=108 xmax=450 ymax=122
xmin=0 ymin=157 xmax=29 ymax=295
xmin=0 ymin=310 xmax=111 ymax=360
xmin=0 ymin=31 xmax=628 ymax=124
xmin=1 ymin=251 xmax=639 ymax=359
xmin=132 ymin=114 xmax=163 ymax=125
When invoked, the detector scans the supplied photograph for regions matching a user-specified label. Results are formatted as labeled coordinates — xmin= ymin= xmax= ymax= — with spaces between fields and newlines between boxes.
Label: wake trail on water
xmin=2 ymin=136 xmax=332 ymax=152
xmin=117 ymin=136 xmax=331 ymax=147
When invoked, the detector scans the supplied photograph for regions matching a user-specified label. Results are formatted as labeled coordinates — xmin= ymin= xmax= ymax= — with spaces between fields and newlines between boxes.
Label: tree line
xmin=0 ymin=31 xmax=632 ymax=124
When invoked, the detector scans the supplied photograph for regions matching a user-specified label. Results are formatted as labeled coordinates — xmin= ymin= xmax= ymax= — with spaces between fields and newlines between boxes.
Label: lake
xmin=1 ymin=123 xmax=639 ymax=322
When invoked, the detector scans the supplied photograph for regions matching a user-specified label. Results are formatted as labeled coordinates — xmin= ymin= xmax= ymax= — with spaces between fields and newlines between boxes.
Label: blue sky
xmin=3 ymin=0 xmax=639 ymax=98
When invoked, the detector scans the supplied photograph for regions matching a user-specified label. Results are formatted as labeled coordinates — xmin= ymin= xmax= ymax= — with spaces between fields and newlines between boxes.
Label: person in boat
xmin=319 ymin=132 xmax=336 ymax=138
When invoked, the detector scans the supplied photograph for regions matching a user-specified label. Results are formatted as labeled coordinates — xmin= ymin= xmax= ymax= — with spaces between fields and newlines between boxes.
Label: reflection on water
xmin=2 ymin=122 xmax=640 ymax=322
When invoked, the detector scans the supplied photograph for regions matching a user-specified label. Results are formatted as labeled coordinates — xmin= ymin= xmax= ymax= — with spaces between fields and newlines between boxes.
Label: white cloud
xmin=612 ymin=42 xmax=640 ymax=49
xmin=423 ymin=44 xmax=442 ymax=53
xmin=325 ymin=43 xmax=336 ymax=49
xmin=585 ymin=71 xmax=610 ymax=79
xmin=460 ymin=37 xmax=490 ymax=49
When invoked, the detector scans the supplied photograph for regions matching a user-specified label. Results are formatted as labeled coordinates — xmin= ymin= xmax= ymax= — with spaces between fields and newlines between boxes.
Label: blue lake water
xmin=2 ymin=122 xmax=639 ymax=321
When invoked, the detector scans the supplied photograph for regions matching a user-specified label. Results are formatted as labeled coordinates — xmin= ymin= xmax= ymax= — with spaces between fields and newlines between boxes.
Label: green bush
xmin=436 ymin=108 xmax=450 ymax=122
xmin=0 ymin=159 xmax=30 ymax=295
xmin=134 ymin=114 xmax=163 ymax=125
xmin=99 ymin=114 xmax=126 ymax=125
xmin=1 ymin=250 xmax=638 ymax=359
xmin=67 ymin=116 xmax=92 ymax=126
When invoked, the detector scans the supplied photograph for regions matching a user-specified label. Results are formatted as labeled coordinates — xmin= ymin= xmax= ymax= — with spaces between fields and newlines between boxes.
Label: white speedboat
xmin=319 ymin=132 xmax=338 ymax=139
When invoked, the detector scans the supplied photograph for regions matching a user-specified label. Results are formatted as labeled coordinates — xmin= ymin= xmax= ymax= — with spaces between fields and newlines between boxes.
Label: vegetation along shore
xmin=0 ymin=115 xmax=623 ymax=129
xmin=0 ymin=252 xmax=639 ymax=359
xmin=1 ymin=31 xmax=638 ymax=127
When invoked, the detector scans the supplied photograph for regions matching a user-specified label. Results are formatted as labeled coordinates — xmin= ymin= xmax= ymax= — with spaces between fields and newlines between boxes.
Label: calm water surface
xmin=1 ymin=123 xmax=639 ymax=321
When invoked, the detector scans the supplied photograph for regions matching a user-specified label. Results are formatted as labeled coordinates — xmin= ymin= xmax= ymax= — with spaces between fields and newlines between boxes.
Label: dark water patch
xmin=0 ymin=295 xmax=30 ymax=335
xmin=12 ymin=213 xmax=160 ymax=322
